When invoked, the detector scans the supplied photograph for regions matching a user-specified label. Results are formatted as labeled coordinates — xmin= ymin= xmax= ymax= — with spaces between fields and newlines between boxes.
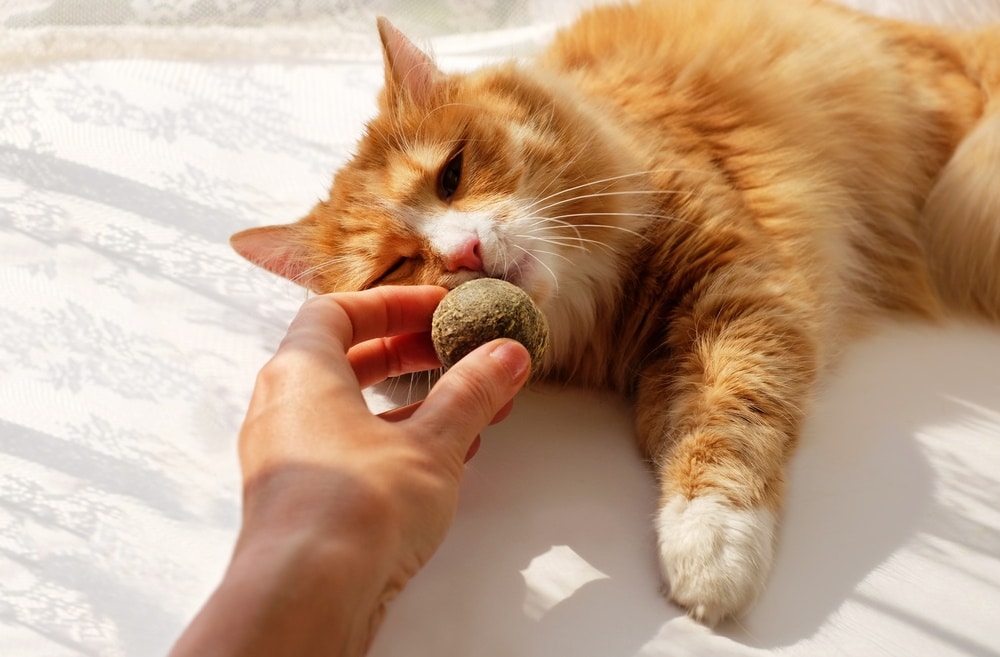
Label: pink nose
xmin=444 ymin=236 xmax=484 ymax=272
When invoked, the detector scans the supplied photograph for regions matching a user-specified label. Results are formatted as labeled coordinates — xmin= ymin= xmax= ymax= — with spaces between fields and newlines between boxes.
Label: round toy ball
xmin=431 ymin=278 xmax=549 ymax=374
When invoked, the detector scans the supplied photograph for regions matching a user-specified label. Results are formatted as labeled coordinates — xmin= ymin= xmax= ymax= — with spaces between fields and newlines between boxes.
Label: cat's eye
xmin=372 ymin=257 xmax=409 ymax=287
xmin=437 ymin=151 xmax=463 ymax=202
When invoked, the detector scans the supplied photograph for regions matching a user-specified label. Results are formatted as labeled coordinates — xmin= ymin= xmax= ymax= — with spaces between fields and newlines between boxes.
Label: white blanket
xmin=2 ymin=2 xmax=999 ymax=656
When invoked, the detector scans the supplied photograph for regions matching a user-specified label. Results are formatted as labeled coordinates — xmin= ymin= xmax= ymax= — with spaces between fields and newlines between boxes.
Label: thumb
xmin=412 ymin=339 xmax=531 ymax=455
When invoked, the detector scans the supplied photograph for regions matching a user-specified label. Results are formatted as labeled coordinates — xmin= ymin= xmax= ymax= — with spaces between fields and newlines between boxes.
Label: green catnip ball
xmin=431 ymin=278 xmax=549 ymax=373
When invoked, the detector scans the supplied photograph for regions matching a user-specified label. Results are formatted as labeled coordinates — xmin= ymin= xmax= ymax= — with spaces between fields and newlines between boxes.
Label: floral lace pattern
xmin=0 ymin=57 xmax=325 ymax=656
xmin=6 ymin=0 xmax=535 ymax=31
xmin=2 ymin=2 xmax=1000 ymax=656
xmin=0 ymin=2 xmax=601 ymax=653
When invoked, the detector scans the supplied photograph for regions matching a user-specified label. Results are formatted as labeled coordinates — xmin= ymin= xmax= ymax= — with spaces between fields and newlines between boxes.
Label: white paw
xmin=656 ymin=494 xmax=776 ymax=625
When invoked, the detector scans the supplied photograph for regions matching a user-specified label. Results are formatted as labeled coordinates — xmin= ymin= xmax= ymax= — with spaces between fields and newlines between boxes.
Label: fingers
xmin=411 ymin=339 xmax=530 ymax=457
xmin=377 ymin=401 xmax=420 ymax=423
xmin=490 ymin=398 xmax=515 ymax=426
xmin=464 ymin=435 xmax=482 ymax=462
xmin=348 ymin=332 xmax=441 ymax=389
xmin=313 ymin=286 xmax=446 ymax=350
xmin=275 ymin=286 xmax=447 ymax=389
xmin=275 ymin=288 xmax=528 ymax=461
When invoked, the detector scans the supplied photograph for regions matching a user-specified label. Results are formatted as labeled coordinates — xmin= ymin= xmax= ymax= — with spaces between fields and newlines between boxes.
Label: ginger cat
xmin=231 ymin=0 xmax=1000 ymax=624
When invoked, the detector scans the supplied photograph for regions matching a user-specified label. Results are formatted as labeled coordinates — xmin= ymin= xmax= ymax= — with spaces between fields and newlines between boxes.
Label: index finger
xmin=285 ymin=286 xmax=447 ymax=354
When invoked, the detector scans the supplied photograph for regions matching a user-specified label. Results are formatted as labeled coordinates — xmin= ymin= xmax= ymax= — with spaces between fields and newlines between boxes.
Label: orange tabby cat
xmin=231 ymin=0 xmax=1000 ymax=624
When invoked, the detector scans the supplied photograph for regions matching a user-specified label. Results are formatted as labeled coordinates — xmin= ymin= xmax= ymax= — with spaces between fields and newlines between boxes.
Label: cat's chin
xmin=500 ymin=273 xmax=554 ymax=309
xmin=482 ymin=255 xmax=530 ymax=290
xmin=465 ymin=265 xmax=541 ymax=302
xmin=451 ymin=272 xmax=548 ymax=307
xmin=491 ymin=270 xmax=526 ymax=291
xmin=449 ymin=272 xmax=554 ymax=315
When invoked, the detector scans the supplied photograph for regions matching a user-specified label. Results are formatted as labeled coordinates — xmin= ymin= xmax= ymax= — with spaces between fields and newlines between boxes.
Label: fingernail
xmin=489 ymin=340 xmax=531 ymax=383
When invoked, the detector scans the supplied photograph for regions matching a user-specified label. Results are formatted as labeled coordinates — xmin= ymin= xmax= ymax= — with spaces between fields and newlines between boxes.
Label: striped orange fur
xmin=232 ymin=0 xmax=1000 ymax=623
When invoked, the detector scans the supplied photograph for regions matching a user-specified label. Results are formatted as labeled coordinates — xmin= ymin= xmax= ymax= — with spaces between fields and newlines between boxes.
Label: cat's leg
xmin=635 ymin=278 xmax=819 ymax=624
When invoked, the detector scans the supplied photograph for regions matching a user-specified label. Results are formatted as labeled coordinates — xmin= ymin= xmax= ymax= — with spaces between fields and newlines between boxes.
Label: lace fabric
xmin=3 ymin=0 xmax=997 ymax=28
xmin=5 ymin=0 xmax=535 ymax=29
xmin=0 ymin=0 xmax=599 ymax=65
xmin=0 ymin=3 xmax=584 ymax=654
xmin=2 ymin=2 xmax=999 ymax=657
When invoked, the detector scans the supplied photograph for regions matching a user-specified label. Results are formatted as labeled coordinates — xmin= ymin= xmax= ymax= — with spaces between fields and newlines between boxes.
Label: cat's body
xmin=232 ymin=0 xmax=1000 ymax=624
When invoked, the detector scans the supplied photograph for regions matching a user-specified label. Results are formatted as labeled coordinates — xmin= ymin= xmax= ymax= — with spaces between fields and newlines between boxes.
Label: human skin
xmin=168 ymin=286 xmax=531 ymax=657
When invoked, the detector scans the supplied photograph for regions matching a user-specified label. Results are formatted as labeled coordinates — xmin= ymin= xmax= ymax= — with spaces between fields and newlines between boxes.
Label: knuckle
xmin=254 ymin=348 xmax=312 ymax=395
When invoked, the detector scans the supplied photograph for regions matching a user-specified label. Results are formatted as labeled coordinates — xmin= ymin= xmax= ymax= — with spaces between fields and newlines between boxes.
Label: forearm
xmin=170 ymin=503 xmax=394 ymax=657
xmin=170 ymin=290 xmax=530 ymax=657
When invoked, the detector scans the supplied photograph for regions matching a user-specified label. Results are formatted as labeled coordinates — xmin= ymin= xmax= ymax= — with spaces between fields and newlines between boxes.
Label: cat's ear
xmin=376 ymin=16 xmax=442 ymax=106
xmin=230 ymin=225 xmax=316 ymax=288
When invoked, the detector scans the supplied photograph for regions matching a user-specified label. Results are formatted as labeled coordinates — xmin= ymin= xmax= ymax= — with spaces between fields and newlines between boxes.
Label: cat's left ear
xmin=377 ymin=16 xmax=442 ymax=106
xmin=230 ymin=224 xmax=317 ymax=288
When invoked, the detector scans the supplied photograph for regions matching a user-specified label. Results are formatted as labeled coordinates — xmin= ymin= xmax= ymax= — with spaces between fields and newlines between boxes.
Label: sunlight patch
xmin=520 ymin=544 xmax=609 ymax=621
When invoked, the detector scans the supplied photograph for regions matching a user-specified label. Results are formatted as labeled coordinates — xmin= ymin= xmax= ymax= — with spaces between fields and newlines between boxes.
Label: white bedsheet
xmin=2 ymin=2 xmax=999 ymax=655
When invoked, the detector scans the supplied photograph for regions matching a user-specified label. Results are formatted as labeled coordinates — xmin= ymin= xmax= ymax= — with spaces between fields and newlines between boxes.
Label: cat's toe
xmin=655 ymin=493 xmax=777 ymax=625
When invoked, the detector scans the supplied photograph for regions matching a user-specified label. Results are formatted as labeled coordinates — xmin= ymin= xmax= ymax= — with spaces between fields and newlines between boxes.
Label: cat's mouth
xmin=491 ymin=265 xmax=534 ymax=294
xmin=495 ymin=270 xmax=524 ymax=289
xmin=487 ymin=252 xmax=532 ymax=290
xmin=441 ymin=247 xmax=538 ymax=299
xmin=446 ymin=270 xmax=524 ymax=291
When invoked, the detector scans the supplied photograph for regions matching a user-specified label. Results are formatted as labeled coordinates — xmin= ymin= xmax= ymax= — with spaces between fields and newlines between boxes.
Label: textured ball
xmin=431 ymin=278 xmax=549 ymax=373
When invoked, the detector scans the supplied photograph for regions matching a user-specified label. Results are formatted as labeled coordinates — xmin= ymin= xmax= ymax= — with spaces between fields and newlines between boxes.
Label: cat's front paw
xmin=655 ymin=494 xmax=777 ymax=625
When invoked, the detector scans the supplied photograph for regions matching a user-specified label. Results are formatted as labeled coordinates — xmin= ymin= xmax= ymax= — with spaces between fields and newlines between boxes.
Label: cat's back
xmin=537 ymin=0 xmax=986 ymax=208
xmin=540 ymin=0 xmax=862 ymax=84
xmin=539 ymin=0 xmax=983 ymax=131
xmin=533 ymin=0 xmax=996 ymax=329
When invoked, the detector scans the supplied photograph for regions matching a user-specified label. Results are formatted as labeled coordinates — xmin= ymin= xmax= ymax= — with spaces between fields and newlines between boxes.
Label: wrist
xmin=236 ymin=464 xmax=403 ymax=611
xmin=178 ymin=526 xmax=393 ymax=657
xmin=239 ymin=464 xmax=401 ymax=562
xmin=238 ymin=527 xmax=391 ymax=655
xmin=173 ymin=468 xmax=401 ymax=657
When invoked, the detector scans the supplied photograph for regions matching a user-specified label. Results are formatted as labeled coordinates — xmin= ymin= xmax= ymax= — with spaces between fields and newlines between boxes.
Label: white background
xmin=1 ymin=2 xmax=999 ymax=655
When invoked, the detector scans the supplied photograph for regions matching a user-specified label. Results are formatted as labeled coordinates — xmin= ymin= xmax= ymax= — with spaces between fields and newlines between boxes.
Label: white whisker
xmin=546 ymin=210 xmax=700 ymax=230
xmin=520 ymin=234 xmax=591 ymax=252
xmin=291 ymin=255 xmax=356 ymax=284
xmin=522 ymin=167 xmax=703 ymax=214
xmin=513 ymin=244 xmax=559 ymax=293
xmin=524 ymin=215 xmax=585 ymax=245
xmin=523 ymin=214 xmax=652 ymax=242
xmin=529 ymin=129 xmax=600 ymax=203
xmin=414 ymin=102 xmax=480 ymax=141
xmin=521 ymin=233 xmax=622 ymax=255
xmin=527 ymin=247 xmax=573 ymax=264
xmin=530 ymin=188 xmax=693 ymax=217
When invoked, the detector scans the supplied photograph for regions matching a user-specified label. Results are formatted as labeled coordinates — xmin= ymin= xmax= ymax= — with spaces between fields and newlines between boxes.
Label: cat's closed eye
xmin=437 ymin=151 xmax=463 ymax=202
xmin=372 ymin=256 xmax=413 ymax=287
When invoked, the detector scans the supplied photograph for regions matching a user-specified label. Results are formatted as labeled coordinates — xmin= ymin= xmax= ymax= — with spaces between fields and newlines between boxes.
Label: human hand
xmin=171 ymin=286 xmax=530 ymax=657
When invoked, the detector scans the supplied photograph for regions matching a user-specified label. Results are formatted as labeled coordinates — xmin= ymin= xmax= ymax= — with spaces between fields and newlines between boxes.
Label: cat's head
xmin=232 ymin=18 xmax=646 ymax=364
